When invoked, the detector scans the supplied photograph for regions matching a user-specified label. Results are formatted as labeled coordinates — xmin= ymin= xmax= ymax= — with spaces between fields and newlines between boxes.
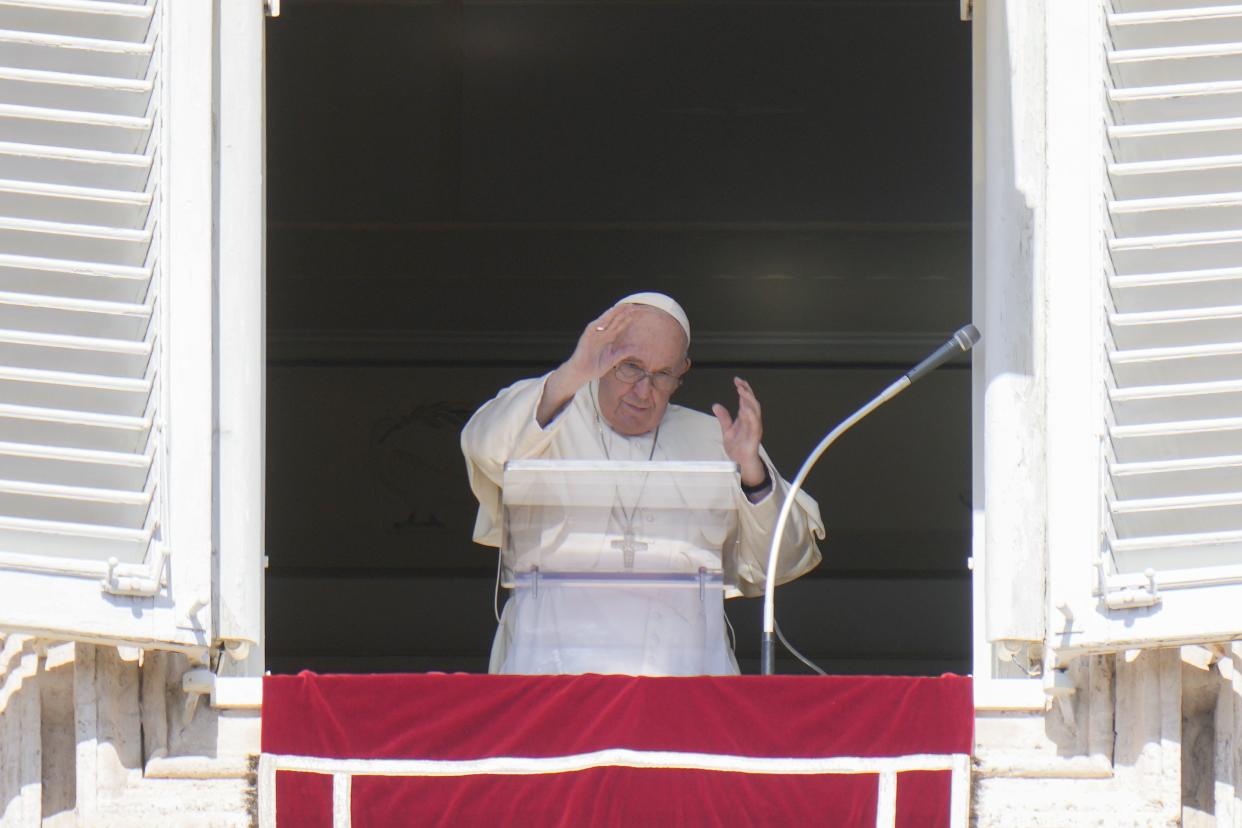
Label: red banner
xmin=261 ymin=673 xmax=973 ymax=827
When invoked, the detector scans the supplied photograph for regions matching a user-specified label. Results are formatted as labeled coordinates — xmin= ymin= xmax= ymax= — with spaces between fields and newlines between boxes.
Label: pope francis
xmin=461 ymin=292 xmax=825 ymax=675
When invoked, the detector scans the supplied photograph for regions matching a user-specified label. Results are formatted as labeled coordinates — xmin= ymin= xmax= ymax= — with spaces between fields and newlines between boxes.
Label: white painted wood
xmin=0 ymin=64 xmax=152 ymax=117
xmin=1103 ymin=0 xmax=1242 ymax=619
xmin=0 ymin=27 xmax=153 ymax=79
xmin=0 ymin=2 xmax=154 ymax=44
xmin=974 ymin=0 xmax=1048 ymax=651
xmin=156 ymin=0 xmax=212 ymax=643
xmin=1038 ymin=0 xmax=1242 ymax=656
xmin=0 ymin=0 xmax=160 ymax=589
xmin=973 ymin=678 xmax=1047 ymax=711
xmin=210 ymin=676 xmax=261 ymax=709
xmin=0 ymin=177 xmax=151 ymax=227
xmin=0 ymin=141 xmax=152 ymax=192
xmin=0 ymin=252 xmax=152 ymax=303
xmin=0 ymin=101 xmax=152 ymax=153
xmin=1041 ymin=0 xmax=1109 ymax=664
xmin=0 ymin=0 xmax=231 ymax=652
xmin=216 ymin=0 xmax=265 ymax=673
xmin=0 ymin=214 xmax=151 ymax=263
xmin=969 ymin=0 xmax=989 ymax=688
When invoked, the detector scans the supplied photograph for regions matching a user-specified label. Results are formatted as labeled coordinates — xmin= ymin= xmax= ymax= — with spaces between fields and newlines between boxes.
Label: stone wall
xmin=0 ymin=636 xmax=257 ymax=828
xmin=975 ymin=645 xmax=1242 ymax=827
xmin=6 ymin=636 xmax=1242 ymax=825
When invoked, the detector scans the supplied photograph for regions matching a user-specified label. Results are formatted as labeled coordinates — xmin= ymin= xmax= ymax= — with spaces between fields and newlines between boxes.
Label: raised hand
xmin=561 ymin=303 xmax=641 ymax=386
xmin=712 ymin=377 xmax=768 ymax=488
xmin=536 ymin=304 xmax=640 ymax=426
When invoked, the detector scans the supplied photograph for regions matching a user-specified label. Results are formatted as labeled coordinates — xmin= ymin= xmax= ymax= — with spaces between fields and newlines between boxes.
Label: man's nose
xmin=630 ymin=375 xmax=654 ymax=398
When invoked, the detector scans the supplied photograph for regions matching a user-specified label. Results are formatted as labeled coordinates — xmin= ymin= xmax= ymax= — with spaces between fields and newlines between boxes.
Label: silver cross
xmin=611 ymin=532 xmax=648 ymax=568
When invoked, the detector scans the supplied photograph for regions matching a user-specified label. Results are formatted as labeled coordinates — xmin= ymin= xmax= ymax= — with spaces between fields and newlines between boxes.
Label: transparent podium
xmin=499 ymin=459 xmax=741 ymax=676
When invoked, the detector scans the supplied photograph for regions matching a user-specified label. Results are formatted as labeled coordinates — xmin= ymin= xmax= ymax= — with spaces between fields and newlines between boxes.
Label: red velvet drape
xmin=263 ymin=673 xmax=973 ymax=827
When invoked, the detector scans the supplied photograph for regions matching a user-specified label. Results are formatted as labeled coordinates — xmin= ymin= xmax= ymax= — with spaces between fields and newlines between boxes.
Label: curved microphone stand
xmin=760 ymin=324 xmax=981 ymax=676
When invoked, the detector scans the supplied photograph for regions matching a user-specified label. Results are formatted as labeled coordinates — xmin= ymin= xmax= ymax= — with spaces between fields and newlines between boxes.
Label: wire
xmin=761 ymin=375 xmax=911 ymax=674
xmin=775 ymin=620 xmax=827 ymax=676
xmin=493 ymin=548 xmax=503 ymax=625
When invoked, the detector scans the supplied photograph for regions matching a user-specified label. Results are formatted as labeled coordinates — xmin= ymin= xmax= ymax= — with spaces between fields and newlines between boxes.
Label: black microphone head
xmin=953 ymin=324 xmax=981 ymax=352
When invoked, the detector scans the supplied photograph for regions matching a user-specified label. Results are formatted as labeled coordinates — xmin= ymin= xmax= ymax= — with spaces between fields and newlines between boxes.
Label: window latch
xmin=1099 ymin=564 xmax=1161 ymax=610
xmin=100 ymin=550 xmax=167 ymax=598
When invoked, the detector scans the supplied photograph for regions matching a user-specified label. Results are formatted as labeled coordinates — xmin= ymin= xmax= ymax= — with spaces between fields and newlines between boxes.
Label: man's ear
xmin=677 ymin=357 xmax=691 ymax=390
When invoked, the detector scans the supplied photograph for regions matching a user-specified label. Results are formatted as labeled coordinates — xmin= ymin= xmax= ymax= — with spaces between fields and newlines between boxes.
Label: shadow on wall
xmin=0 ymin=640 xmax=231 ymax=824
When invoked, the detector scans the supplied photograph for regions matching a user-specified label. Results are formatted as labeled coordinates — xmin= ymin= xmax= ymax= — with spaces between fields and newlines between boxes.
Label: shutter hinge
xmin=265 ymin=0 xmax=280 ymax=17
xmin=100 ymin=549 xmax=167 ymax=598
xmin=1098 ymin=563 xmax=1161 ymax=610
xmin=960 ymin=0 xmax=972 ymax=22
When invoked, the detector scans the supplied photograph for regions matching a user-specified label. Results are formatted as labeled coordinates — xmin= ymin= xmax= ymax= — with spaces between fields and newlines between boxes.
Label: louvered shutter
xmin=0 ymin=0 xmax=216 ymax=652
xmin=1058 ymin=0 xmax=1242 ymax=652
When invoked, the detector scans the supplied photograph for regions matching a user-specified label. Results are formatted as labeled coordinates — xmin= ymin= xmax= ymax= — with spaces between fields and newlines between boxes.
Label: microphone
xmin=904 ymin=324 xmax=981 ymax=384
xmin=760 ymin=323 xmax=982 ymax=676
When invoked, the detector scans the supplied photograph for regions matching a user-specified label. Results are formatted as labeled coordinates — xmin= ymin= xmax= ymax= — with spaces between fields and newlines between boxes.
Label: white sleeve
xmin=460 ymin=373 xmax=572 ymax=546
xmin=731 ymin=447 xmax=825 ymax=597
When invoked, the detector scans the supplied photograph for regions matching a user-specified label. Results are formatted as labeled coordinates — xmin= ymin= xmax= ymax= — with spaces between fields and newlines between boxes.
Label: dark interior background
xmin=263 ymin=0 xmax=972 ymax=675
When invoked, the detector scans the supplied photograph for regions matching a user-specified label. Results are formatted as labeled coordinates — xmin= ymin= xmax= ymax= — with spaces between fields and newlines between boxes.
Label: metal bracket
xmin=994 ymin=640 xmax=1043 ymax=678
xmin=1044 ymin=668 xmax=1076 ymax=729
xmin=100 ymin=549 xmax=167 ymax=597
xmin=1100 ymin=567 xmax=1161 ymax=611
xmin=181 ymin=667 xmax=213 ymax=726
xmin=180 ymin=595 xmax=209 ymax=629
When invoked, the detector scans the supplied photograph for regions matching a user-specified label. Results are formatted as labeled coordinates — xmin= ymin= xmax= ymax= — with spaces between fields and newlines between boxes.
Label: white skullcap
xmin=615 ymin=291 xmax=691 ymax=344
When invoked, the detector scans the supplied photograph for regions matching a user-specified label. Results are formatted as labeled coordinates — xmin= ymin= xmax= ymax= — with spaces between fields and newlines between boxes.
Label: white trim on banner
xmin=258 ymin=749 xmax=972 ymax=828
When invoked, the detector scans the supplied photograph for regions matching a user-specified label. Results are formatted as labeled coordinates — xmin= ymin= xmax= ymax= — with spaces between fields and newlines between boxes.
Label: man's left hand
xmin=712 ymin=377 xmax=768 ymax=488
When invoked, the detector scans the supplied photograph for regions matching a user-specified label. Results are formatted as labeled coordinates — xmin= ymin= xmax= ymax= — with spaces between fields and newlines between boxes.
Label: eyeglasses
xmin=613 ymin=361 xmax=683 ymax=393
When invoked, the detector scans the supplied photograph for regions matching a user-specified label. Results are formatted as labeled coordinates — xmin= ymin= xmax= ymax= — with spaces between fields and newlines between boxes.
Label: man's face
xmin=597 ymin=307 xmax=689 ymax=437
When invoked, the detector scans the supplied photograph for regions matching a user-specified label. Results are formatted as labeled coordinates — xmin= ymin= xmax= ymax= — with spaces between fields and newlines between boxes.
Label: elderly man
xmin=462 ymin=292 xmax=824 ymax=675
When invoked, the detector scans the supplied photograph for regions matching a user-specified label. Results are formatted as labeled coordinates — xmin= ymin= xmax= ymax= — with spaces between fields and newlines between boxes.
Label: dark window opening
xmin=264 ymin=0 xmax=972 ymax=676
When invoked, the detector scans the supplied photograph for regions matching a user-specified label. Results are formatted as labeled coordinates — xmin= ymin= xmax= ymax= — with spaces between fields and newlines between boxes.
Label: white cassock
xmin=461 ymin=373 xmax=825 ymax=676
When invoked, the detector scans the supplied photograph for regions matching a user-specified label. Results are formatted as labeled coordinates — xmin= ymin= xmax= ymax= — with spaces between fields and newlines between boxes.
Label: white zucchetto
xmin=614 ymin=292 xmax=691 ymax=344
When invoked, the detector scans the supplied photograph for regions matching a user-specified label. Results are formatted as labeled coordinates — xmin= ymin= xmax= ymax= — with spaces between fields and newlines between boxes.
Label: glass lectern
xmin=499 ymin=459 xmax=741 ymax=675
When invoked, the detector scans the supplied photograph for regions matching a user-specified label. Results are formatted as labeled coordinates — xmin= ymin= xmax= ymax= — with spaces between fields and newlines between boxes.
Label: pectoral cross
xmin=611 ymin=531 xmax=648 ymax=569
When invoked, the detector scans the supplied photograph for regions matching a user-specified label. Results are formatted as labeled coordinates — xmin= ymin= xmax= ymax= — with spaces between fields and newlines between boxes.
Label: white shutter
xmin=0 ymin=0 xmax=215 ymax=653
xmin=1082 ymin=0 xmax=1242 ymax=648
